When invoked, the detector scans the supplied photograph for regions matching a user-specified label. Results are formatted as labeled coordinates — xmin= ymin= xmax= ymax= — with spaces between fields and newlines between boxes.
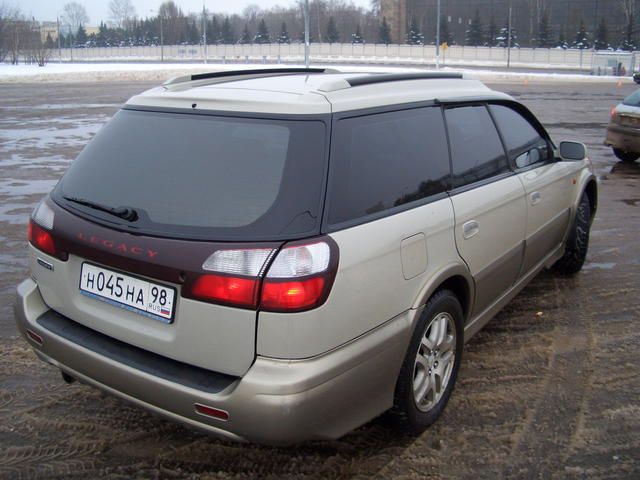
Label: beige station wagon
xmin=15 ymin=68 xmax=597 ymax=444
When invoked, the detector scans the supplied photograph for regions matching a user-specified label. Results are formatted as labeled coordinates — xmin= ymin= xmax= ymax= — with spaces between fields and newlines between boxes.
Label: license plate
xmin=79 ymin=263 xmax=176 ymax=323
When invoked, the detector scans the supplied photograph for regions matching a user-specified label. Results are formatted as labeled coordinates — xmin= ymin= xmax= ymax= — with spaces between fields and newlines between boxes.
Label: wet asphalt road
xmin=0 ymin=80 xmax=639 ymax=479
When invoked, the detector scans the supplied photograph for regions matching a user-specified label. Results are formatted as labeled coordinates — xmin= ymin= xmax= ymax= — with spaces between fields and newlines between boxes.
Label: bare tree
xmin=158 ymin=1 xmax=186 ymax=45
xmin=0 ymin=3 xmax=21 ymax=62
xmin=61 ymin=1 xmax=89 ymax=35
xmin=108 ymin=0 xmax=136 ymax=29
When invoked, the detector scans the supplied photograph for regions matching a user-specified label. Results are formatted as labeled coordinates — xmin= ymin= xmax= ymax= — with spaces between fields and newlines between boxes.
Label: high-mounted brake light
xmin=184 ymin=239 xmax=338 ymax=312
xmin=28 ymin=200 xmax=67 ymax=261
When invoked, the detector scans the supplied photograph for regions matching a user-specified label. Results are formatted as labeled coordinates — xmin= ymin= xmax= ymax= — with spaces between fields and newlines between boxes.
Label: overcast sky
xmin=16 ymin=0 xmax=372 ymax=23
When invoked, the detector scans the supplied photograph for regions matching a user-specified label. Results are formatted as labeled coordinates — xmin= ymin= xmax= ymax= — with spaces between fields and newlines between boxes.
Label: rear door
xmin=445 ymin=105 xmax=527 ymax=317
xmin=489 ymin=103 xmax=574 ymax=275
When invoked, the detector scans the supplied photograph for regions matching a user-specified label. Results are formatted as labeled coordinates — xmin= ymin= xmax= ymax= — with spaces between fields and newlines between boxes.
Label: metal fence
xmin=49 ymin=43 xmax=640 ymax=73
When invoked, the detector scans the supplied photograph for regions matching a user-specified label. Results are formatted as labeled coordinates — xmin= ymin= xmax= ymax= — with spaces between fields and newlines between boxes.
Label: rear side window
xmin=328 ymin=107 xmax=450 ymax=225
xmin=445 ymin=105 xmax=510 ymax=188
xmin=490 ymin=104 xmax=551 ymax=168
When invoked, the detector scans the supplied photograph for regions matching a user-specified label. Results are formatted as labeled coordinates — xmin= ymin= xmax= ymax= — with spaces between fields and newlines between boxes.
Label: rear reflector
xmin=26 ymin=329 xmax=43 ymax=346
xmin=190 ymin=274 xmax=260 ymax=308
xmin=194 ymin=403 xmax=229 ymax=421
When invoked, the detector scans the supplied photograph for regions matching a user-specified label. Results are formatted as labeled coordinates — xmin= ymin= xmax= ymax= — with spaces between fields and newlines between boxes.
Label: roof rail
xmin=346 ymin=72 xmax=463 ymax=87
xmin=163 ymin=67 xmax=335 ymax=87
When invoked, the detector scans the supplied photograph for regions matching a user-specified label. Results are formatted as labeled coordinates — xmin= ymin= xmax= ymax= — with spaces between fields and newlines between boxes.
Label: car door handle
xmin=463 ymin=220 xmax=479 ymax=239
xmin=531 ymin=191 xmax=541 ymax=205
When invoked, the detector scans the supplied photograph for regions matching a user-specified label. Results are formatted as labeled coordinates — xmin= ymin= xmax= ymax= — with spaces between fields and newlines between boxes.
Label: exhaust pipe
xmin=61 ymin=370 xmax=76 ymax=384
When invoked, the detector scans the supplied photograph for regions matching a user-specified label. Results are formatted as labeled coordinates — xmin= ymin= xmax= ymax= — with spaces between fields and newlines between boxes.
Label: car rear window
xmin=623 ymin=90 xmax=640 ymax=107
xmin=54 ymin=109 xmax=327 ymax=241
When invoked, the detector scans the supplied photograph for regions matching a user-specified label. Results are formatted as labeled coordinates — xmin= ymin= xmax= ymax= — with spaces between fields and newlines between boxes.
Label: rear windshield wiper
xmin=63 ymin=196 xmax=138 ymax=222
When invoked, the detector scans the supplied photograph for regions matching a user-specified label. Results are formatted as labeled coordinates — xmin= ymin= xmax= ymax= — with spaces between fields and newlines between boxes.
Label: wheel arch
xmin=412 ymin=264 xmax=474 ymax=325
xmin=584 ymin=178 xmax=598 ymax=223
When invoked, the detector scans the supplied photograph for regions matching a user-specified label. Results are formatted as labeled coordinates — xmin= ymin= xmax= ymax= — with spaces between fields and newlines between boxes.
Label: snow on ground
xmin=0 ymin=61 xmax=633 ymax=84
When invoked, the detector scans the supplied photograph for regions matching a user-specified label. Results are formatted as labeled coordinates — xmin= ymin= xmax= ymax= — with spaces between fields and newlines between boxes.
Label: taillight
xmin=261 ymin=277 xmax=326 ymax=311
xmin=260 ymin=241 xmax=336 ymax=312
xmin=611 ymin=107 xmax=618 ymax=119
xmin=28 ymin=200 xmax=67 ymax=261
xmin=190 ymin=274 xmax=260 ymax=308
xmin=184 ymin=248 xmax=275 ymax=309
xmin=184 ymin=238 xmax=338 ymax=312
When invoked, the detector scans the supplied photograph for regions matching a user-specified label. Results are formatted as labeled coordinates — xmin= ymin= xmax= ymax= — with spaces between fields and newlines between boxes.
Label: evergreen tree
xmin=97 ymin=21 xmax=108 ymax=46
xmin=594 ymin=18 xmax=609 ymax=50
xmin=277 ymin=21 xmax=290 ymax=44
xmin=439 ymin=16 xmax=453 ymax=45
xmin=186 ymin=19 xmax=199 ymax=45
xmin=620 ymin=16 xmax=635 ymax=51
xmin=208 ymin=16 xmax=220 ymax=44
xmin=572 ymin=19 xmax=590 ymax=49
xmin=352 ymin=24 xmax=364 ymax=44
xmin=537 ymin=9 xmax=553 ymax=48
xmin=326 ymin=16 xmax=340 ymax=43
xmin=76 ymin=24 xmax=88 ymax=46
xmin=297 ymin=29 xmax=315 ymax=43
xmin=45 ymin=33 xmax=55 ymax=49
xmin=406 ymin=17 xmax=424 ymax=45
xmin=221 ymin=17 xmax=234 ymax=44
xmin=379 ymin=16 xmax=391 ymax=44
xmin=240 ymin=23 xmax=252 ymax=44
xmin=487 ymin=15 xmax=497 ymax=46
xmin=556 ymin=24 xmax=568 ymax=49
xmin=496 ymin=17 xmax=517 ymax=48
xmin=254 ymin=18 xmax=270 ymax=44
xmin=465 ymin=9 xmax=484 ymax=46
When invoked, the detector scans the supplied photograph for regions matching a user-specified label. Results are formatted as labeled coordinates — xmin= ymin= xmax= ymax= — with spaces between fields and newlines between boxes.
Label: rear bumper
xmin=15 ymin=278 xmax=411 ymax=445
xmin=605 ymin=124 xmax=640 ymax=153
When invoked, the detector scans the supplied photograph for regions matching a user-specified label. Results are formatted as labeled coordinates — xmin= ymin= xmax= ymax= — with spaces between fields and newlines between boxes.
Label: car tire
xmin=553 ymin=194 xmax=591 ymax=275
xmin=613 ymin=148 xmax=640 ymax=162
xmin=392 ymin=289 xmax=464 ymax=434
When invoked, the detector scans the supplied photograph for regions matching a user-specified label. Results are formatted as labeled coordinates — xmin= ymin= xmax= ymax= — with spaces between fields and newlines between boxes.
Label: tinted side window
xmin=490 ymin=104 xmax=551 ymax=169
xmin=328 ymin=107 xmax=450 ymax=225
xmin=445 ymin=105 xmax=510 ymax=188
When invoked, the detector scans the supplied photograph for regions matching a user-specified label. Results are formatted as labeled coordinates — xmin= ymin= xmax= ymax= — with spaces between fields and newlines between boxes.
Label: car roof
xmin=125 ymin=69 xmax=514 ymax=115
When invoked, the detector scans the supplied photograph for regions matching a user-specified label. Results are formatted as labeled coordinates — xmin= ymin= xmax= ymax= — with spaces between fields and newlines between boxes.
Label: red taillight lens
xmin=184 ymin=238 xmax=338 ymax=312
xmin=190 ymin=274 xmax=260 ymax=308
xmin=261 ymin=277 xmax=326 ymax=311
xmin=28 ymin=220 xmax=58 ymax=257
xmin=611 ymin=107 xmax=618 ymax=119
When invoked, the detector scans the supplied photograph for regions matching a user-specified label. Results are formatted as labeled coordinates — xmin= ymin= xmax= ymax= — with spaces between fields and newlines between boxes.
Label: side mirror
xmin=558 ymin=141 xmax=587 ymax=161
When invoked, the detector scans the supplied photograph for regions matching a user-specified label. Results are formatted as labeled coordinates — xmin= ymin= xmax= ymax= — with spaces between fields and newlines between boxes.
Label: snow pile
xmin=0 ymin=62 xmax=633 ymax=84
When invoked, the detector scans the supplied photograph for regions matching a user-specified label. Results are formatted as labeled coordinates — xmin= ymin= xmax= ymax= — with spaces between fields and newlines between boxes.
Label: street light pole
xmin=57 ymin=16 xmax=62 ymax=63
xmin=160 ymin=14 xmax=164 ymax=62
xmin=435 ymin=0 xmax=441 ymax=69
xmin=507 ymin=1 xmax=512 ymax=69
xmin=203 ymin=3 xmax=207 ymax=64
xmin=304 ymin=0 xmax=310 ymax=68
